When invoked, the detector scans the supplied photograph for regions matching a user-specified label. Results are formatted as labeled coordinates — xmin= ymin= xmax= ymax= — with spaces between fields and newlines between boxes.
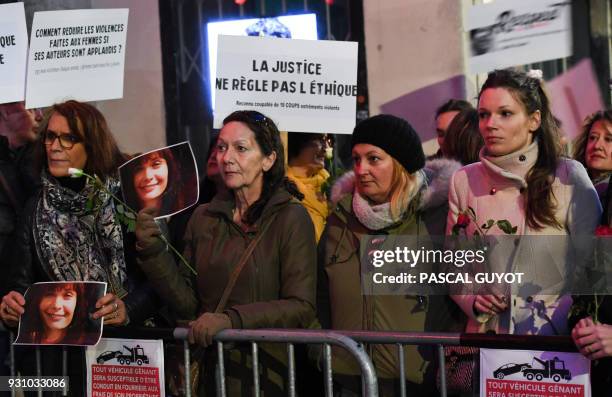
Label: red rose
xmin=595 ymin=225 xmax=612 ymax=236
xmin=456 ymin=213 xmax=471 ymax=228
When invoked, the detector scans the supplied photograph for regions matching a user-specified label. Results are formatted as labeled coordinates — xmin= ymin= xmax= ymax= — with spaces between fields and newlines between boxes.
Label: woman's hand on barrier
xmin=135 ymin=207 xmax=161 ymax=249
xmin=188 ymin=312 xmax=232 ymax=347
xmin=473 ymin=295 xmax=507 ymax=316
xmin=92 ymin=293 xmax=129 ymax=326
xmin=0 ymin=291 xmax=25 ymax=327
xmin=572 ymin=317 xmax=612 ymax=360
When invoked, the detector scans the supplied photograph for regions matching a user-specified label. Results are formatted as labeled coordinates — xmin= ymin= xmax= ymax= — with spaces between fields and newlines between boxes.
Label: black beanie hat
xmin=351 ymin=114 xmax=425 ymax=173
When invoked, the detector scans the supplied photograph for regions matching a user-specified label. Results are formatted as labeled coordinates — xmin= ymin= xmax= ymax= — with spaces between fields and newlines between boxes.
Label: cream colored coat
xmin=447 ymin=141 xmax=601 ymax=335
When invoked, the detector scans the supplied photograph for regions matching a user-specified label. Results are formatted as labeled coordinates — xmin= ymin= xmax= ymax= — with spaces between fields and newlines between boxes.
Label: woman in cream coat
xmin=447 ymin=69 xmax=601 ymax=335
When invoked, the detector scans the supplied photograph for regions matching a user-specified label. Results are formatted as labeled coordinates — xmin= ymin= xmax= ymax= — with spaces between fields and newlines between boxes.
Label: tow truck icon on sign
xmin=492 ymin=356 xmax=572 ymax=382
xmin=96 ymin=345 xmax=150 ymax=366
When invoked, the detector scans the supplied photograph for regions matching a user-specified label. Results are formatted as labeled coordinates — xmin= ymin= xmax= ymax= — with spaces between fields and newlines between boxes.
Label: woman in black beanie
xmin=317 ymin=114 xmax=463 ymax=396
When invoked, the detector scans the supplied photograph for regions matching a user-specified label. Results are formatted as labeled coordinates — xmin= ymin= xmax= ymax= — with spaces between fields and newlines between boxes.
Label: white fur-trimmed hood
xmin=330 ymin=158 xmax=461 ymax=210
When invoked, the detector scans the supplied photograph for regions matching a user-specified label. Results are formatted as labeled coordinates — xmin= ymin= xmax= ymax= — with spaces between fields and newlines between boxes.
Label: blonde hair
xmin=388 ymin=158 xmax=419 ymax=221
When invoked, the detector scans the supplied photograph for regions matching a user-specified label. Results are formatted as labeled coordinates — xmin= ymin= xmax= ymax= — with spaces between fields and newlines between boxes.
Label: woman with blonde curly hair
xmin=573 ymin=109 xmax=612 ymax=199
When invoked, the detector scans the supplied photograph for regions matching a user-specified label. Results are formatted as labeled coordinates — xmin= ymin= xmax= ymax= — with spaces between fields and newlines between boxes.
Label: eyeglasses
xmin=43 ymin=131 xmax=82 ymax=150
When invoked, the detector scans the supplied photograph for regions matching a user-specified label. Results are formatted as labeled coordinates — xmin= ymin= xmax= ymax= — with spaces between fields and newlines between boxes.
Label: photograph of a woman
xmin=120 ymin=142 xmax=199 ymax=218
xmin=15 ymin=281 xmax=105 ymax=346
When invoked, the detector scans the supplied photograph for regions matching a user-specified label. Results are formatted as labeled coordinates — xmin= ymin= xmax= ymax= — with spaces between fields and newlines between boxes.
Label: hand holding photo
xmin=14 ymin=281 xmax=106 ymax=346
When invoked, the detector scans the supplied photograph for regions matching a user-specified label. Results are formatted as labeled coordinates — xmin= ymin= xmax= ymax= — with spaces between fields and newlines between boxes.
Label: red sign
xmin=486 ymin=379 xmax=584 ymax=397
xmin=91 ymin=364 xmax=161 ymax=397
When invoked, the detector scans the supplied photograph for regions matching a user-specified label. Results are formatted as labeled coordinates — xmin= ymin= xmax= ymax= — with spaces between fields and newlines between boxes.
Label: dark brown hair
xmin=442 ymin=108 xmax=484 ymax=165
xmin=222 ymin=110 xmax=303 ymax=225
xmin=435 ymin=99 xmax=473 ymax=119
xmin=479 ymin=69 xmax=562 ymax=230
xmin=37 ymin=100 xmax=126 ymax=181
xmin=573 ymin=109 xmax=612 ymax=176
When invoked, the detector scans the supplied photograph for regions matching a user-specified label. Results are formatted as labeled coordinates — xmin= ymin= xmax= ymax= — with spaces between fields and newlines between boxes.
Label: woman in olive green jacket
xmin=318 ymin=114 xmax=462 ymax=396
xmin=135 ymin=110 xmax=317 ymax=396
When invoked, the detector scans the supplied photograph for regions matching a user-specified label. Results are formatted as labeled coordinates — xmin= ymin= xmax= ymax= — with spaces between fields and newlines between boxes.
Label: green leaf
xmin=467 ymin=206 xmax=476 ymax=218
xmin=511 ymin=226 xmax=518 ymax=234
xmin=127 ymin=219 xmax=136 ymax=233
xmin=482 ymin=219 xmax=495 ymax=229
xmin=496 ymin=220 xmax=515 ymax=234
xmin=451 ymin=224 xmax=461 ymax=235
xmin=116 ymin=204 xmax=125 ymax=214
xmin=125 ymin=211 xmax=136 ymax=220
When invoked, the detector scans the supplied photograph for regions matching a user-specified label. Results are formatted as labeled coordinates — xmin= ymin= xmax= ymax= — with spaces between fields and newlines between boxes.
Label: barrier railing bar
xmin=184 ymin=340 xmax=192 ymax=397
xmin=217 ymin=341 xmax=226 ymax=397
xmin=252 ymin=342 xmax=260 ymax=397
xmin=323 ymin=343 xmax=333 ymax=397
xmin=438 ymin=344 xmax=447 ymax=397
xmin=287 ymin=343 xmax=295 ymax=397
xmin=104 ymin=327 xmax=577 ymax=352
xmin=397 ymin=344 xmax=406 ymax=397
xmin=337 ymin=331 xmax=577 ymax=351
xmin=215 ymin=329 xmax=378 ymax=397
xmin=62 ymin=346 xmax=68 ymax=396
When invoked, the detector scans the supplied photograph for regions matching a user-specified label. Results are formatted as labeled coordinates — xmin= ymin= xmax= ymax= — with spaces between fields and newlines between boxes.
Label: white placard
xmin=467 ymin=0 xmax=572 ymax=74
xmin=0 ymin=2 xmax=28 ymax=104
xmin=25 ymin=8 xmax=129 ymax=109
xmin=480 ymin=348 xmax=591 ymax=397
xmin=214 ymin=35 xmax=358 ymax=134
xmin=86 ymin=338 xmax=165 ymax=397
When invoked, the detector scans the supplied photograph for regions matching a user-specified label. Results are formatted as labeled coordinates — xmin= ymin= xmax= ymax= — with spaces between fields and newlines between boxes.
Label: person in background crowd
xmin=0 ymin=102 xmax=42 ymax=261
xmin=442 ymin=107 xmax=484 ymax=165
xmin=0 ymin=101 xmax=43 ymax=377
xmin=573 ymin=109 xmax=612 ymax=200
xmin=319 ymin=114 xmax=462 ymax=396
xmin=135 ymin=110 xmax=316 ymax=396
xmin=431 ymin=99 xmax=474 ymax=159
xmin=448 ymin=69 xmax=601 ymax=336
xmin=167 ymin=133 xmax=229 ymax=256
xmin=287 ymin=132 xmax=332 ymax=241
xmin=0 ymin=100 xmax=159 ymax=395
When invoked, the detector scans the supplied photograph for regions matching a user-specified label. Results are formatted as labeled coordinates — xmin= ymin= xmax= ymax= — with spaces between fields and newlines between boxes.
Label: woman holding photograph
xmin=447 ymin=69 xmax=601 ymax=336
xmin=0 ymin=100 xmax=159 ymax=394
xmin=135 ymin=110 xmax=316 ymax=395
xmin=122 ymin=147 xmax=187 ymax=216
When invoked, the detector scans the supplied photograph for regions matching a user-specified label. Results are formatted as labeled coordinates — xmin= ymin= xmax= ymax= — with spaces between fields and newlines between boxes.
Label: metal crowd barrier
xmin=6 ymin=327 xmax=578 ymax=397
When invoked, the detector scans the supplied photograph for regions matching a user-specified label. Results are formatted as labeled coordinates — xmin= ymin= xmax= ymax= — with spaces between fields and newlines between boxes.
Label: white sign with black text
xmin=86 ymin=337 xmax=165 ymax=397
xmin=467 ymin=0 xmax=572 ymax=74
xmin=214 ymin=35 xmax=358 ymax=134
xmin=480 ymin=348 xmax=590 ymax=397
xmin=0 ymin=2 xmax=29 ymax=104
xmin=25 ymin=8 xmax=129 ymax=108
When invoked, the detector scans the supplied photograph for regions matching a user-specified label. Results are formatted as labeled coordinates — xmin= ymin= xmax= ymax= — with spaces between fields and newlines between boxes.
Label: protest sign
xmin=214 ymin=35 xmax=358 ymax=134
xmin=119 ymin=142 xmax=199 ymax=219
xmin=86 ymin=338 xmax=165 ymax=397
xmin=0 ymin=2 xmax=28 ymax=104
xmin=480 ymin=348 xmax=590 ymax=397
xmin=14 ymin=281 xmax=106 ymax=346
xmin=25 ymin=8 xmax=129 ymax=108
xmin=467 ymin=0 xmax=571 ymax=74
xmin=546 ymin=58 xmax=605 ymax=141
